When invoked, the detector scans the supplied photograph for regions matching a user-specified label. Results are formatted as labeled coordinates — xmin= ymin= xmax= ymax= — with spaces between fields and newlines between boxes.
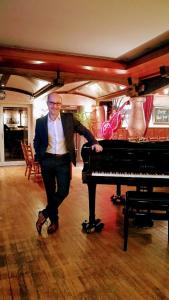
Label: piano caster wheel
xmin=120 ymin=196 xmax=125 ymax=205
xmin=82 ymin=220 xmax=89 ymax=230
xmin=82 ymin=219 xmax=104 ymax=233
xmin=94 ymin=218 xmax=101 ymax=225
xmin=111 ymin=195 xmax=118 ymax=204
xmin=82 ymin=218 xmax=101 ymax=229
xmin=95 ymin=222 xmax=104 ymax=232
xmin=111 ymin=195 xmax=125 ymax=205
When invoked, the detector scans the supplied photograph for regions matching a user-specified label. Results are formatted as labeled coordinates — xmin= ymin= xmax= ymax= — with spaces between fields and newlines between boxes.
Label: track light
xmin=0 ymin=90 xmax=6 ymax=100
xmin=53 ymin=70 xmax=64 ymax=87
xmin=160 ymin=66 xmax=169 ymax=79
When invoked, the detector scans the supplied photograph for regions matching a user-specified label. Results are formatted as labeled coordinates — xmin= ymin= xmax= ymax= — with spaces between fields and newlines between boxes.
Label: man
xmin=34 ymin=92 xmax=103 ymax=234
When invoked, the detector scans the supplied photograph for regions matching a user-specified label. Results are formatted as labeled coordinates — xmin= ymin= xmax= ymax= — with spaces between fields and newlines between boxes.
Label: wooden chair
xmin=21 ymin=141 xmax=30 ymax=177
xmin=21 ymin=142 xmax=41 ymax=181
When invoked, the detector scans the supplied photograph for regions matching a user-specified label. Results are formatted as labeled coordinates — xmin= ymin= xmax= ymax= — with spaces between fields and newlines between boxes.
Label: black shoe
xmin=47 ymin=222 xmax=59 ymax=234
xmin=36 ymin=211 xmax=47 ymax=234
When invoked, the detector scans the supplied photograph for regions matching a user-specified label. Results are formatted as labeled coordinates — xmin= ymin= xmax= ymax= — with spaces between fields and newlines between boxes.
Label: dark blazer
xmin=33 ymin=112 xmax=98 ymax=166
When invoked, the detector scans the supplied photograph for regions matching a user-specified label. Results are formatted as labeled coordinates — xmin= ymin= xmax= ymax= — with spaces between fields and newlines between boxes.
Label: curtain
xmin=143 ymin=95 xmax=154 ymax=136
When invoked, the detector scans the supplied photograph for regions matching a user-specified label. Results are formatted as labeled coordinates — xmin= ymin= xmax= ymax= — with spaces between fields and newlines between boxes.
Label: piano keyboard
xmin=92 ymin=172 xmax=169 ymax=179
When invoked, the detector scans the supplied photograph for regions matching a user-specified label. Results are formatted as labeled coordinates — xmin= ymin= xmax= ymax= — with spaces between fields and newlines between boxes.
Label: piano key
xmin=91 ymin=172 xmax=169 ymax=179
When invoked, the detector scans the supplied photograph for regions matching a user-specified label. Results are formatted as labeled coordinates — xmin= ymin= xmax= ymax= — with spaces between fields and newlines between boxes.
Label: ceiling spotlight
xmin=0 ymin=90 xmax=6 ymax=100
xmin=160 ymin=66 xmax=169 ymax=78
xmin=163 ymin=88 xmax=169 ymax=95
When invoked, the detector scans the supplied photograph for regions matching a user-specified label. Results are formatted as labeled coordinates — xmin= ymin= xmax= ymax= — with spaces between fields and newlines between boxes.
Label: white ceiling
xmin=0 ymin=0 xmax=169 ymax=101
xmin=0 ymin=0 xmax=169 ymax=59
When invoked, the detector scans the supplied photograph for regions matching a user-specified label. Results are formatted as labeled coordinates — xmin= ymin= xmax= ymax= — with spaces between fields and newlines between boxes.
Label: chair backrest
xmin=21 ymin=141 xmax=28 ymax=163
xmin=21 ymin=142 xmax=34 ymax=164
xmin=24 ymin=143 xmax=34 ymax=162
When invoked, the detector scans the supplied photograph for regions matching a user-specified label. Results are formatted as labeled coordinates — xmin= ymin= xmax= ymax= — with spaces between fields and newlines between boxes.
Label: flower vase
xmin=128 ymin=97 xmax=146 ymax=138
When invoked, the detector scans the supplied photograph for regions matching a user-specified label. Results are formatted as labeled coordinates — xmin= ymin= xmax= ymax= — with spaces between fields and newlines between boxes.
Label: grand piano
xmin=81 ymin=139 xmax=169 ymax=232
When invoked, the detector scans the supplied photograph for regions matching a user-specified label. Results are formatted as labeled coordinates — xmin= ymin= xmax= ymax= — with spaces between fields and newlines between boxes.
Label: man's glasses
xmin=48 ymin=101 xmax=62 ymax=106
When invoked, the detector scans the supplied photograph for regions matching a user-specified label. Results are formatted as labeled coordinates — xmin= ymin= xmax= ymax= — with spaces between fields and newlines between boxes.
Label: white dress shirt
xmin=46 ymin=114 xmax=67 ymax=154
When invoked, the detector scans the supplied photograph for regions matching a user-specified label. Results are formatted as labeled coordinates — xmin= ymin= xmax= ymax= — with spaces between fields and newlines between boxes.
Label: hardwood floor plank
xmin=0 ymin=165 xmax=169 ymax=299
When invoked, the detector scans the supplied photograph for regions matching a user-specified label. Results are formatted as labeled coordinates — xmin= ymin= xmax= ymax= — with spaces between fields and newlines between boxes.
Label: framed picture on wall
xmin=153 ymin=107 xmax=169 ymax=124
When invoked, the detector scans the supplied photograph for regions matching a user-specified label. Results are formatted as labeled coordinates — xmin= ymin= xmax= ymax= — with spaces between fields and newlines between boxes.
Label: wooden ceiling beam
xmin=0 ymin=46 xmax=126 ymax=78
xmin=59 ymin=91 xmax=96 ymax=100
xmin=97 ymin=88 xmax=129 ymax=101
xmin=127 ymin=44 xmax=169 ymax=79
xmin=4 ymin=86 xmax=33 ymax=96
xmin=0 ymin=44 xmax=169 ymax=81
xmin=65 ymin=81 xmax=91 ymax=93
xmin=0 ymin=43 xmax=169 ymax=99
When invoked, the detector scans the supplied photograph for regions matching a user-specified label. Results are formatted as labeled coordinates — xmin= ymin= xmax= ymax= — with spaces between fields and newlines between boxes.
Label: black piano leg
xmin=88 ymin=182 xmax=96 ymax=224
xmin=82 ymin=183 xmax=104 ymax=233
xmin=111 ymin=185 xmax=125 ymax=204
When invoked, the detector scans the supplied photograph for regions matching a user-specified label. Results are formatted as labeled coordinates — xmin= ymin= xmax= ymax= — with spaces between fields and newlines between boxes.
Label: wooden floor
xmin=0 ymin=165 xmax=169 ymax=300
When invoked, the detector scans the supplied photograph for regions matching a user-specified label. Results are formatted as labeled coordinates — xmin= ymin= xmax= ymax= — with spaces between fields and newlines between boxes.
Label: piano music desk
xmin=124 ymin=191 xmax=169 ymax=251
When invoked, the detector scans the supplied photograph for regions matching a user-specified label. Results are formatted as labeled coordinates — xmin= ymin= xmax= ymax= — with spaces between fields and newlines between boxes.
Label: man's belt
xmin=45 ymin=152 xmax=69 ymax=158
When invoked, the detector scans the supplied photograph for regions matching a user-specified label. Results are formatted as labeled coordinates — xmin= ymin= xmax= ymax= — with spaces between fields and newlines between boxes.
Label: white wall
xmin=154 ymin=95 xmax=169 ymax=107
xmin=149 ymin=95 xmax=169 ymax=128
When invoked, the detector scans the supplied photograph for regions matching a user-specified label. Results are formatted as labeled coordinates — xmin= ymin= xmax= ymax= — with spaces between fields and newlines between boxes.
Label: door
xmin=0 ymin=105 xmax=30 ymax=166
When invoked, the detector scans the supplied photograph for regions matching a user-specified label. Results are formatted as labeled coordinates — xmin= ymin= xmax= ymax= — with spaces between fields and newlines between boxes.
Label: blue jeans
xmin=40 ymin=153 xmax=71 ymax=223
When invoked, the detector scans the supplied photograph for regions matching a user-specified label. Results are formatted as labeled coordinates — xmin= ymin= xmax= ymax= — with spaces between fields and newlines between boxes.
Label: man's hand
xmin=92 ymin=144 xmax=103 ymax=152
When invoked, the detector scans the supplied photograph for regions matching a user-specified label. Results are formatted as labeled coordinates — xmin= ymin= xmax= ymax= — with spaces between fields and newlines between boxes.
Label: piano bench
xmin=123 ymin=191 xmax=169 ymax=251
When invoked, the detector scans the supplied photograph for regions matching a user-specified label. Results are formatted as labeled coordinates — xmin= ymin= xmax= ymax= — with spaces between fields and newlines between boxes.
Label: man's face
xmin=47 ymin=94 xmax=62 ymax=117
